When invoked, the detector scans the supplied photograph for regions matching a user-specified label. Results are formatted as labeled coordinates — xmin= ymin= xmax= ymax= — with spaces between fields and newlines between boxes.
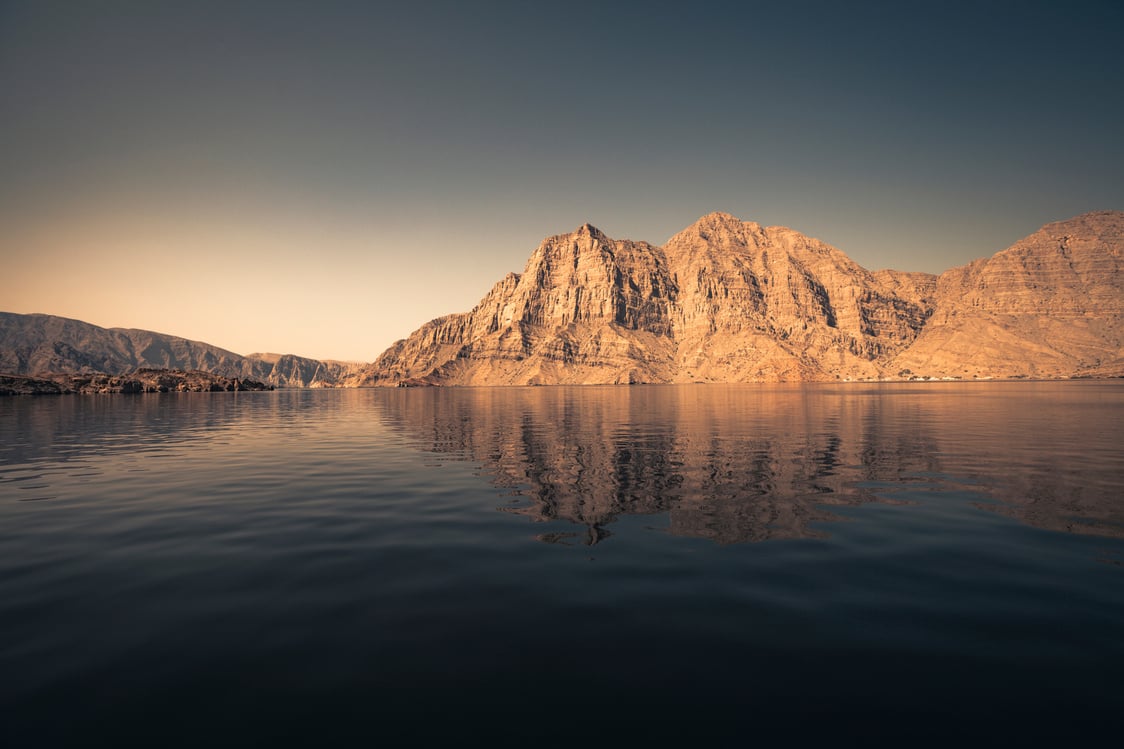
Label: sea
xmin=2 ymin=382 xmax=1122 ymax=744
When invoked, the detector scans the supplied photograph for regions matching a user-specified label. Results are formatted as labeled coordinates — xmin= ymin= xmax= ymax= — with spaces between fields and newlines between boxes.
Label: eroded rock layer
xmin=890 ymin=211 xmax=1124 ymax=379
xmin=4 ymin=211 xmax=1120 ymax=386
xmin=356 ymin=224 xmax=680 ymax=386
xmin=354 ymin=211 xmax=1122 ymax=385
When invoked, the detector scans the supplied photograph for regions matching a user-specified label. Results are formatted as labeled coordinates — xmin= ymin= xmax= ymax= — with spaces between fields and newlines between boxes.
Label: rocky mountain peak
xmin=9 ymin=210 xmax=1118 ymax=389
xmin=692 ymin=211 xmax=760 ymax=232
xmin=667 ymin=212 xmax=765 ymax=253
xmin=1033 ymin=211 xmax=1124 ymax=255
xmin=574 ymin=222 xmax=606 ymax=240
xmin=697 ymin=210 xmax=740 ymax=224
xmin=349 ymin=209 xmax=1123 ymax=386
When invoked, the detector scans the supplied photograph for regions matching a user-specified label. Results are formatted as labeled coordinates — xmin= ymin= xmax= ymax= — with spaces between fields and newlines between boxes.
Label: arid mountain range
xmin=0 ymin=312 xmax=361 ymax=388
xmin=352 ymin=210 xmax=1123 ymax=384
xmin=3 ymin=210 xmax=1121 ymax=385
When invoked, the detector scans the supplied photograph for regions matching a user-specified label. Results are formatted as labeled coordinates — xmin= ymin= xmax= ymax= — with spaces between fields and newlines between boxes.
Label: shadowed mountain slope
xmin=0 ymin=313 xmax=361 ymax=388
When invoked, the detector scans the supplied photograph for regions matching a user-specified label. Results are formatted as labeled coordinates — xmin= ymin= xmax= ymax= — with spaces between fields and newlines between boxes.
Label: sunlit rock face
xmin=355 ymin=210 xmax=1122 ymax=385
xmin=5 ymin=212 xmax=1119 ymax=386
xmin=890 ymin=211 xmax=1124 ymax=379
xmin=660 ymin=212 xmax=932 ymax=382
xmin=352 ymin=224 xmax=681 ymax=386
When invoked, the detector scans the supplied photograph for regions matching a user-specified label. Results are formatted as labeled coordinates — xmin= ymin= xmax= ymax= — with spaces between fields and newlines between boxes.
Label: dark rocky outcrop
xmin=0 ymin=374 xmax=70 ymax=395
xmin=0 ymin=369 xmax=273 ymax=395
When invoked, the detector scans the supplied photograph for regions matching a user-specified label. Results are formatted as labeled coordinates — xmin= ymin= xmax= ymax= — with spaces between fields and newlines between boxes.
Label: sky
xmin=2 ymin=0 xmax=1122 ymax=361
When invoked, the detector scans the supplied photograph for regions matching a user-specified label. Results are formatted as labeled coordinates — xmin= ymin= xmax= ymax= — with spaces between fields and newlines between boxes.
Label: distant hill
xmin=347 ymin=210 xmax=1123 ymax=385
xmin=0 ymin=313 xmax=362 ymax=388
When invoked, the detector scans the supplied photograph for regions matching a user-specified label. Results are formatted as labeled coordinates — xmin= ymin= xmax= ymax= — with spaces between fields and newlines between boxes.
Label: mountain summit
xmin=4 ymin=211 xmax=1119 ymax=386
xmin=350 ymin=211 xmax=1124 ymax=385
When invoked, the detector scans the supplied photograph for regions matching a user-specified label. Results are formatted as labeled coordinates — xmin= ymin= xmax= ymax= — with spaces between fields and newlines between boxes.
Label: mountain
xmin=0 ymin=313 xmax=362 ymax=388
xmin=6 ymin=211 xmax=1120 ymax=386
xmin=351 ymin=224 xmax=681 ymax=386
xmin=889 ymin=211 xmax=1124 ymax=379
xmin=660 ymin=213 xmax=932 ymax=381
xmin=351 ymin=210 xmax=1122 ymax=385
xmin=243 ymin=352 xmax=362 ymax=389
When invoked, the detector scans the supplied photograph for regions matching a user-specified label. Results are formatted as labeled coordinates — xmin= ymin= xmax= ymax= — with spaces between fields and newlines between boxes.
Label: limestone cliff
xmin=660 ymin=212 xmax=932 ymax=382
xmin=354 ymin=210 xmax=1121 ymax=385
xmin=355 ymin=212 xmax=1008 ymax=385
xmin=6 ymin=211 xmax=1120 ymax=386
xmin=353 ymin=224 xmax=680 ymax=386
xmin=890 ymin=211 xmax=1124 ymax=379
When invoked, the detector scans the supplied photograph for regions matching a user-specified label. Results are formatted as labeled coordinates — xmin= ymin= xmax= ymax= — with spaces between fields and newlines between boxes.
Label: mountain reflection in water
xmin=3 ymin=383 xmax=1123 ymax=744
xmin=379 ymin=382 xmax=1124 ymax=544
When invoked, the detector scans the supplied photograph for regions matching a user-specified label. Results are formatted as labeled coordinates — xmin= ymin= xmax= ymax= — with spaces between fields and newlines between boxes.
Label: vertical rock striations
xmin=661 ymin=212 xmax=931 ymax=381
xmin=357 ymin=224 xmax=680 ymax=385
xmin=354 ymin=210 xmax=1123 ymax=385
xmin=5 ymin=211 xmax=1119 ymax=385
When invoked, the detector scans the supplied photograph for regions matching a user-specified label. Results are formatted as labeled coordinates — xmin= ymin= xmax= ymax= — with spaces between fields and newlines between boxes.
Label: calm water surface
xmin=2 ymin=383 xmax=1122 ymax=743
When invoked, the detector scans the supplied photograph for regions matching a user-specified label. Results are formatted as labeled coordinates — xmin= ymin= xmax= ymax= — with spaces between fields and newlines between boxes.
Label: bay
xmin=1 ymin=383 xmax=1122 ymax=744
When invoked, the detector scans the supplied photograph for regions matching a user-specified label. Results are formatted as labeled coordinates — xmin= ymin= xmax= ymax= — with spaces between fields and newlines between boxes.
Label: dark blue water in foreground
xmin=2 ymin=383 xmax=1122 ymax=744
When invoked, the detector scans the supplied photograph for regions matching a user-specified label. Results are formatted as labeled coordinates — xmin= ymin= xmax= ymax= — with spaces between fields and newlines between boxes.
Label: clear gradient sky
xmin=2 ymin=0 xmax=1122 ymax=361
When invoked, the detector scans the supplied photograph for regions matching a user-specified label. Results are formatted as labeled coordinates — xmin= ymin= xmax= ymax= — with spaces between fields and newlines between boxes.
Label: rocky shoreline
xmin=0 ymin=369 xmax=273 ymax=395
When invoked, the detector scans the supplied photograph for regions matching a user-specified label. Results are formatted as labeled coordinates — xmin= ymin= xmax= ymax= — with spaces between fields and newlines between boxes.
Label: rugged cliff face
xmin=660 ymin=212 xmax=932 ymax=382
xmin=890 ymin=211 xmax=1124 ymax=379
xmin=355 ymin=224 xmax=680 ymax=386
xmin=353 ymin=213 xmax=939 ymax=384
xmin=6 ymin=211 xmax=1120 ymax=386
xmin=353 ymin=210 xmax=1122 ymax=385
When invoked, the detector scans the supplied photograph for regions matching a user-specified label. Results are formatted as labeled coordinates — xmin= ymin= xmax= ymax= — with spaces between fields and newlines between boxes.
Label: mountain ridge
xmin=349 ymin=209 xmax=1123 ymax=385
xmin=0 ymin=312 xmax=361 ymax=388
xmin=3 ymin=210 xmax=1121 ymax=386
